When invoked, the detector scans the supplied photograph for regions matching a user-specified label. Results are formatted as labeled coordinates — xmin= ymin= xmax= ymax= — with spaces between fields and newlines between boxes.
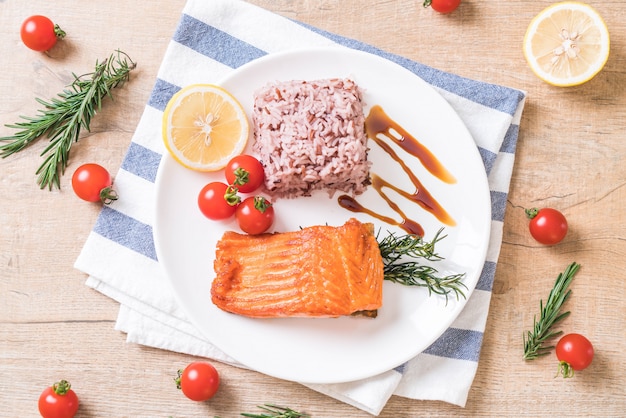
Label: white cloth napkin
xmin=74 ymin=0 xmax=526 ymax=415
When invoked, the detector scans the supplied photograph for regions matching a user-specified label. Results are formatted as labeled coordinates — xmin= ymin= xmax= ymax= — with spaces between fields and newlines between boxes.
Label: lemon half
xmin=162 ymin=84 xmax=249 ymax=171
xmin=523 ymin=2 xmax=610 ymax=87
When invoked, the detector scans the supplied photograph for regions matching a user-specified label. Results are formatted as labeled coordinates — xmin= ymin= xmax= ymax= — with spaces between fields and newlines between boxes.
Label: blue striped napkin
xmin=74 ymin=0 xmax=526 ymax=415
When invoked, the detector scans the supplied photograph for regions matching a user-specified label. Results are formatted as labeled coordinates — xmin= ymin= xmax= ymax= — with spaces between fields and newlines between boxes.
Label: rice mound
xmin=252 ymin=78 xmax=371 ymax=198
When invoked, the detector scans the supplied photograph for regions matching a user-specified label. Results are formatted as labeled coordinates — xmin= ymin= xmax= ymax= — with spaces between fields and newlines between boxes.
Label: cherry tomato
xmin=38 ymin=380 xmax=79 ymax=418
xmin=236 ymin=196 xmax=274 ymax=235
xmin=20 ymin=15 xmax=66 ymax=52
xmin=71 ymin=163 xmax=118 ymax=204
xmin=556 ymin=333 xmax=594 ymax=378
xmin=175 ymin=361 xmax=220 ymax=402
xmin=224 ymin=154 xmax=265 ymax=193
xmin=423 ymin=0 xmax=461 ymax=13
xmin=525 ymin=207 xmax=568 ymax=245
xmin=198 ymin=182 xmax=238 ymax=220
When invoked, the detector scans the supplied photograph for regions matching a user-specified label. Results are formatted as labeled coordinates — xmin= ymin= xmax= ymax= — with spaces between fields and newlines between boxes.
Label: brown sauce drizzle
xmin=365 ymin=105 xmax=456 ymax=184
xmin=338 ymin=105 xmax=456 ymax=236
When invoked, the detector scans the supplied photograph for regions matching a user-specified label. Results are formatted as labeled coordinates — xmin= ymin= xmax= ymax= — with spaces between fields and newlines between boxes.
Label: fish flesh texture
xmin=211 ymin=218 xmax=383 ymax=318
xmin=211 ymin=218 xmax=384 ymax=318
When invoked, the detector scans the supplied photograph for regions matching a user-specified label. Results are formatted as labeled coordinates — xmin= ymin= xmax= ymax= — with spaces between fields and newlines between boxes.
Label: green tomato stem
xmin=174 ymin=369 xmax=183 ymax=389
xmin=52 ymin=380 xmax=72 ymax=395
xmin=54 ymin=24 xmax=66 ymax=39
xmin=253 ymin=196 xmax=272 ymax=213
xmin=224 ymin=185 xmax=241 ymax=206
xmin=233 ymin=167 xmax=250 ymax=187
xmin=99 ymin=186 xmax=118 ymax=205
xmin=525 ymin=207 xmax=539 ymax=219
xmin=556 ymin=360 xmax=575 ymax=378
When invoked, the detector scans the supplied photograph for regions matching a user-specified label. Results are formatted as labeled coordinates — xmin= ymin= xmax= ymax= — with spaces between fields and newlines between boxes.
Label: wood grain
xmin=1 ymin=0 xmax=624 ymax=416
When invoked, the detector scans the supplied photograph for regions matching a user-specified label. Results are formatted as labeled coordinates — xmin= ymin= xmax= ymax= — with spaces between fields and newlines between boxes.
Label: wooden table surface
xmin=1 ymin=0 xmax=624 ymax=416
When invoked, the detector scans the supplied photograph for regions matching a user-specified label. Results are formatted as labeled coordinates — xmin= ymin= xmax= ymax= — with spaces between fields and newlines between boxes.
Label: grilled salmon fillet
xmin=211 ymin=218 xmax=384 ymax=318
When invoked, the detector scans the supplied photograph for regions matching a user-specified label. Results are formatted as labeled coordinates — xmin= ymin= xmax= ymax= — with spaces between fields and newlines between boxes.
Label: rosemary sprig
xmin=239 ymin=404 xmax=310 ymax=418
xmin=0 ymin=50 xmax=136 ymax=190
xmin=377 ymin=228 xmax=467 ymax=302
xmin=523 ymin=262 xmax=581 ymax=361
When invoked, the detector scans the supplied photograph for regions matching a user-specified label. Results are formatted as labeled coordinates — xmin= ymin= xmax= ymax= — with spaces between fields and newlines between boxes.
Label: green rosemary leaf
xmin=0 ymin=50 xmax=136 ymax=190
xmin=377 ymin=228 xmax=467 ymax=303
xmin=239 ymin=404 xmax=311 ymax=418
xmin=523 ymin=262 xmax=580 ymax=361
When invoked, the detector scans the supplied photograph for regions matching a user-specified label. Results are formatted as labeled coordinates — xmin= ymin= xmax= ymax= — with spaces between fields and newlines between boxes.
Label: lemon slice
xmin=162 ymin=84 xmax=249 ymax=171
xmin=523 ymin=1 xmax=610 ymax=87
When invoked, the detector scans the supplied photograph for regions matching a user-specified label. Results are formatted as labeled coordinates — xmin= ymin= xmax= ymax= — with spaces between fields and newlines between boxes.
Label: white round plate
xmin=154 ymin=47 xmax=491 ymax=384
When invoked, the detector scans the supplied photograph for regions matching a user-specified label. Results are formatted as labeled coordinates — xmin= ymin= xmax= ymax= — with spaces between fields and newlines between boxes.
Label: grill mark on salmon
xmin=211 ymin=218 xmax=384 ymax=318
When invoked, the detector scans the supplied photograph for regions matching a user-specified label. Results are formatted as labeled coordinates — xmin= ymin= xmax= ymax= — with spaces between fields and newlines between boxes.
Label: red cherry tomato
xmin=20 ymin=15 xmax=66 ymax=52
xmin=556 ymin=333 xmax=594 ymax=378
xmin=236 ymin=196 xmax=274 ymax=235
xmin=525 ymin=207 xmax=568 ymax=245
xmin=71 ymin=163 xmax=118 ymax=204
xmin=423 ymin=0 xmax=461 ymax=13
xmin=175 ymin=361 xmax=220 ymax=402
xmin=197 ymin=182 xmax=238 ymax=220
xmin=38 ymin=380 xmax=79 ymax=418
xmin=224 ymin=154 xmax=265 ymax=193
